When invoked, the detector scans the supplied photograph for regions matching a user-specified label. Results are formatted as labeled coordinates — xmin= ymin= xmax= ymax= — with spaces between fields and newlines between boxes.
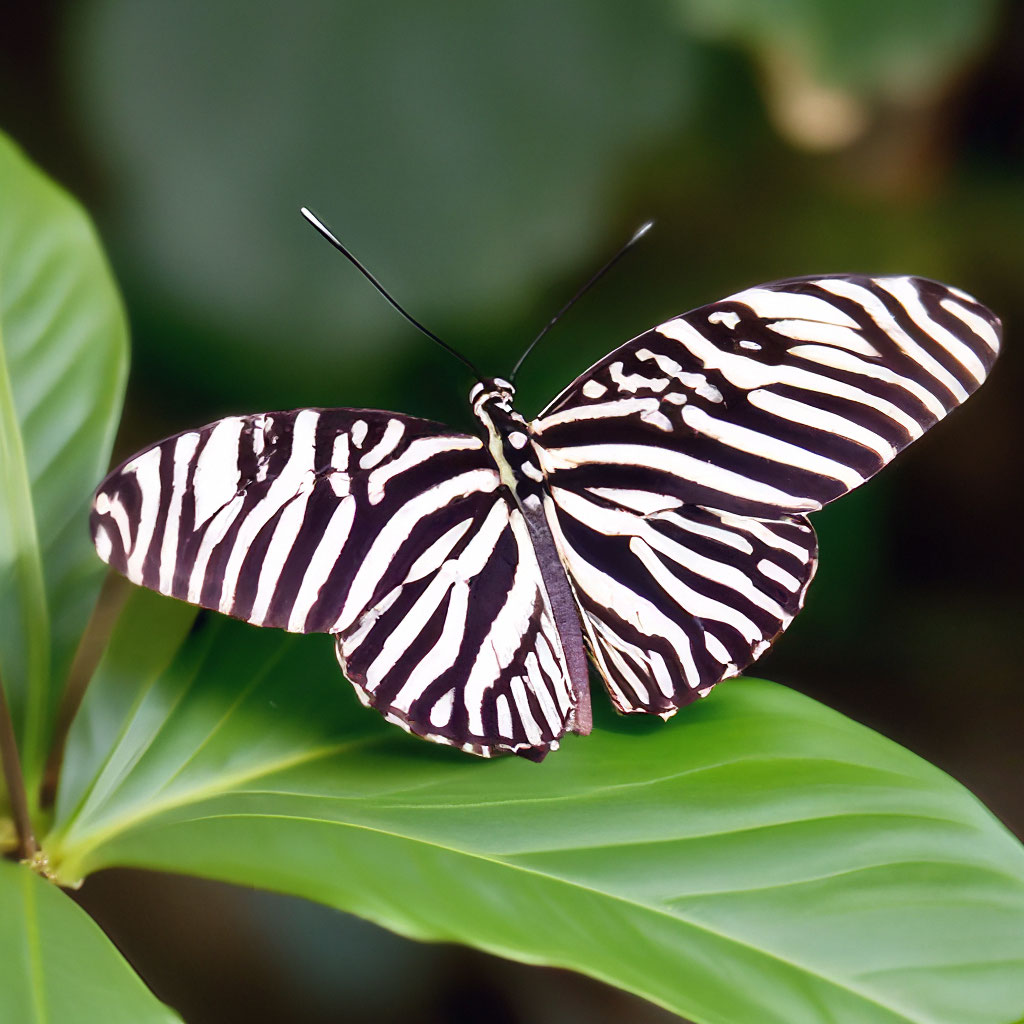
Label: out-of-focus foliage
xmin=68 ymin=0 xmax=693 ymax=405
xmin=679 ymin=0 xmax=1000 ymax=147
xmin=682 ymin=0 xmax=998 ymax=94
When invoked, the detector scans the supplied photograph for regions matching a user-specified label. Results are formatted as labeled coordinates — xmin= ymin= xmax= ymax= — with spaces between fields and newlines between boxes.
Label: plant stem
xmin=41 ymin=572 xmax=127 ymax=809
xmin=0 ymin=671 xmax=37 ymax=860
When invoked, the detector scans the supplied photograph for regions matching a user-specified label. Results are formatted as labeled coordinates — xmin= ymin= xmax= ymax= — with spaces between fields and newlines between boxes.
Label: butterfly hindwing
xmin=542 ymin=486 xmax=817 ymax=714
xmin=334 ymin=498 xmax=575 ymax=758
xmin=534 ymin=274 xmax=1001 ymax=519
xmin=91 ymin=407 xmax=576 ymax=758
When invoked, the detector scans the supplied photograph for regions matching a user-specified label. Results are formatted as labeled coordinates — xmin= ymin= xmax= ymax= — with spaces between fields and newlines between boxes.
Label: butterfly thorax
xmin=470 ymin=377 xmax=547 ymax=502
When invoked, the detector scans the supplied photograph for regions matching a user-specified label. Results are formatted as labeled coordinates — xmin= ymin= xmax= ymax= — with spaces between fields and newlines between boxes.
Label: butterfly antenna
xmin=509 ymin=219 xmax=654 ymax=383
xmin=301 ymin=207 xmax=485 ymax=381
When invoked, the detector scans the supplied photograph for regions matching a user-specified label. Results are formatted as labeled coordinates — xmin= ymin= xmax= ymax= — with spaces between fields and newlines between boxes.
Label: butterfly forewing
xmin=91 ymin=407 xmax=576 ymax=758
xmin=534 ymin=275 xmax=1000 ymax=519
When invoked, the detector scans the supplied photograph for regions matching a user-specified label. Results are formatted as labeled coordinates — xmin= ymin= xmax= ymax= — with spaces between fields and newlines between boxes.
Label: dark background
xmin=2 ymin=2 xmax=1021 ymax=1021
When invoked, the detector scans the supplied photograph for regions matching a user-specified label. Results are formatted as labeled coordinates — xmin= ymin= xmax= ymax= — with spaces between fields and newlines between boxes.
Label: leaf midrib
xmin=0 ymin=295 xmax=51 ymax=802
xmin=46 ymin=736 xmax=379 ymax=875
xmin=53 ymin=730 xmax=1018 ymax=881
xmin=20 ymin=868 xmax=48 ymax=1024
xmin=51 ymin=743 xmax=953 ymax=868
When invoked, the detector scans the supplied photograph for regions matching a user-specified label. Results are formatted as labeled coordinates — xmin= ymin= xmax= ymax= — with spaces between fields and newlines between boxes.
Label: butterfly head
xmin=469 ymin=377 xmax=516 ymax=416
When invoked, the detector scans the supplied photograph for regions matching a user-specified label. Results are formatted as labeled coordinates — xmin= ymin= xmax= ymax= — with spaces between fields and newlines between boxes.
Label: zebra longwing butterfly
xmin=90 ymin=219 xmax=1001 ymax=761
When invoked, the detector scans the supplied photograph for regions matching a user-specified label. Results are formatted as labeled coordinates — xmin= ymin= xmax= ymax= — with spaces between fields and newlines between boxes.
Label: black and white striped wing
xmin=91 ymin=408 xmax=577 ymax=758
xmin=535 ymin=275 xmax=1001 ymax=519
xmin=542 ymin=487 xmax=817 ymax=716
xmin=532 ymin=274 xmax=1000 ymax=712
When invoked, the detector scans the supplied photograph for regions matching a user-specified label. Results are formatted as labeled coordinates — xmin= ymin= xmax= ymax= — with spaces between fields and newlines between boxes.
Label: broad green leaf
xmin=45 ymin=590 xmax=1024 ymax=1024
xmin=0 ymin=858 xmax=180 ymax=1022
xmin=0 ymin=133 xmax=128 ymax=796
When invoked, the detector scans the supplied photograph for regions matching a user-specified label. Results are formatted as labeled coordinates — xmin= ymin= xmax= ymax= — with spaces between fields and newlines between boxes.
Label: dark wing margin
xmin=91 ymin=407 xmax=576 ymax=758
xmin=533 ymin=274 xmax=1001 ymax=519
xmin=543 ymin=486 xmax=817 ymax=715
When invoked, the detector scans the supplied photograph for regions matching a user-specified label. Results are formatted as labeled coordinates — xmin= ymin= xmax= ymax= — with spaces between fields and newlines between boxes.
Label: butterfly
xmin=90 ymin=213 xmax=1001 ymax=760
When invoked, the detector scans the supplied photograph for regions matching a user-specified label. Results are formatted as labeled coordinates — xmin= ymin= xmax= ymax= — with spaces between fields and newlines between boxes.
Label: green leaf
xmin=0 ymin=859 xmax=180 ymax=1022
xmin=0 ymin=133 xmax=128 ymax=796
xmin=45 ymin=590 xmax=1024 ymax=1024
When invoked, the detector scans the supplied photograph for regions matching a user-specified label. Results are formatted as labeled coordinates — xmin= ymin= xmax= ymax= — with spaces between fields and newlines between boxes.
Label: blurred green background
xmin=2 ymin=2 xmax=1021 ymax=1021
